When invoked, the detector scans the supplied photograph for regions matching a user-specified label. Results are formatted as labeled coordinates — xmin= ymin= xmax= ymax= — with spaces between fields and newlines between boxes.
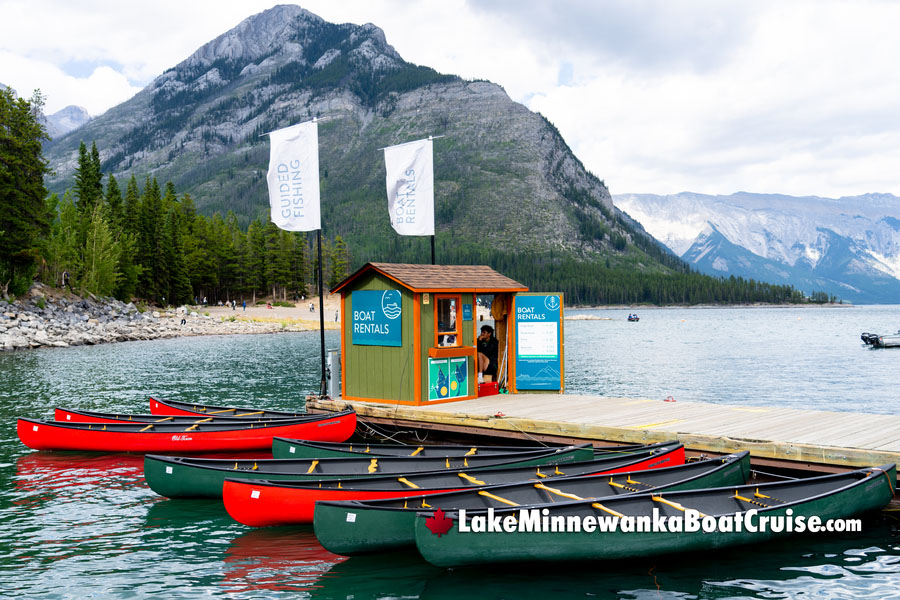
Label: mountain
xmin=43 ymin=5 xmax=677 ymax=281
xmin=45 ymin=105 xmax=91 ymax=138
xmin=614 ymin=192 xmax=900 ymax=303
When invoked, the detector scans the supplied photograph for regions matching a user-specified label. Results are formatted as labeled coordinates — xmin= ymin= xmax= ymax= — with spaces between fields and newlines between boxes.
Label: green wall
xmin=344 ymin=273 xmax=416 ymax=402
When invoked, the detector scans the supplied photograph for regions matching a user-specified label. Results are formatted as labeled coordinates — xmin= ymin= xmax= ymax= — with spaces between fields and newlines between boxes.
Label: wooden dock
xmin=307 ymin=394 xmax=900 ymax=474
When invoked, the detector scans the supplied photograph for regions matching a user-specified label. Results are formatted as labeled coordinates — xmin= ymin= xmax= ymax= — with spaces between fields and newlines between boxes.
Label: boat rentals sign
xmin=351 ymin=290 xmax=402 ymax=347
xmin=514 ymin=293 xmax=564 ymax=391
xmin=384 ymin=138 xmax=435 ymax=236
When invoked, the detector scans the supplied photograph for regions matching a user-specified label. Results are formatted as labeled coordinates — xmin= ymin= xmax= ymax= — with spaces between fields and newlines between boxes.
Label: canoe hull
xmin=312 ymin=453 xmax=750 ymax=555
xmin=17 ymin=411 xmax=356 ymax=453
xmin=414 ymin=466 xmax=896 ymax=567
xmin=145 ymin=445 xmax=595 ymax=499
xmin=222 ymin=445 xmax=688 ymax=527
xmin=149 ymin=397 xmax=306 ymax=418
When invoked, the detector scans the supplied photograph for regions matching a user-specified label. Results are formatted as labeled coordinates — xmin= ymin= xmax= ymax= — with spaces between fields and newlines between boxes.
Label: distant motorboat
xmin=627 ymin=314 xmax=640 ymax=322
xmin=861 ymin=331 xmax=900 ymax=348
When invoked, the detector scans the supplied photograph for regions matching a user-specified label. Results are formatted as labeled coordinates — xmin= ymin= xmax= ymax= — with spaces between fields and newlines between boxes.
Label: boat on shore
xmin=271 ymin=438 xmax=671 ymax=460
xmin=145 ymin=444 xmax=598 ymax=499
xmin=219 ymin=443 xmax=685 ymax=524
xmin=149 ymin=397 xmax=308 ymax=419
xmin=312 ymin=452 xmax=750 ymax=554
xmin=17 ymin=409 xmax=356 ymax=453
xmin=413 ymin=464 xmax=896 ymax=567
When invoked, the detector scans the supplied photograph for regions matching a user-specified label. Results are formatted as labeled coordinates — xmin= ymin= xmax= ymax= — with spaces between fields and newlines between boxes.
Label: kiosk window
xmin=436 ymin=296 xmax=460 ymax=347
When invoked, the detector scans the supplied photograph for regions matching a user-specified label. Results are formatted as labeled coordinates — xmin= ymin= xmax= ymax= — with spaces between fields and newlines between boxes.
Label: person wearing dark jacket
xmin=477 ymin=325 xmax=498 ymax=382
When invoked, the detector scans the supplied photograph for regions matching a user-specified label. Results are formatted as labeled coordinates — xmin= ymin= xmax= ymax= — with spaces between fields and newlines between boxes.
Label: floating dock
xmin=307 ymin=394 xmax=900 ymax=476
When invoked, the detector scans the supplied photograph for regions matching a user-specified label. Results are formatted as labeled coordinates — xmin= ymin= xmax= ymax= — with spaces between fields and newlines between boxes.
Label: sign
xmin=384 ymin=138 xmax=435 ymax=236
xmin=351 ymin=290 xmax=402 ymax=347
xmin=266 ymin=121 xmax=321 ymax=232
xmin=428 ymin=357 xmax=469 ymax=400
xmin=462 ymin=304 xmax=472 ymax=321
xmin=514 ymin=293 xmax=564 ymax=390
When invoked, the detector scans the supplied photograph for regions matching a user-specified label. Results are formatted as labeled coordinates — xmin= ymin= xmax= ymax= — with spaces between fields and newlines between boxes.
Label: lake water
xmin=2 ymin=306 xmax=900 ymax=598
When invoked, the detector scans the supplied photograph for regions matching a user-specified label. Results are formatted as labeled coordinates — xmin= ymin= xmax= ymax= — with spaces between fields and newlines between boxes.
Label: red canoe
xmin=222 ymin=444 xmax=685 ymax=526
xmin=149 ymin=397 xmax=308 ymax=419
xmin=54 ymin=407 xmax=323 ymax=425
xmin=17 ymin=409 xmax=356 ymax=453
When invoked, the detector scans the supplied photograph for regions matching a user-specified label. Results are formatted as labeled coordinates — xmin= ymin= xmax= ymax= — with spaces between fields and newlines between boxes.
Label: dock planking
xmin=307 ymin=394 xmax=900 ymax=473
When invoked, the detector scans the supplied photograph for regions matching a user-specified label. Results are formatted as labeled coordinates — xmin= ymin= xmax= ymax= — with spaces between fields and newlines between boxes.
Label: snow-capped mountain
xmin=613 ymin=192 xmax=900 ymax=304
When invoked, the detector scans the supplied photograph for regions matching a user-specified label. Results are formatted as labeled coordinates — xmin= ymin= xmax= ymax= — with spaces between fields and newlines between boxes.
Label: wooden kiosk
xmin=333 ymin=262 xmax=536 ymax=405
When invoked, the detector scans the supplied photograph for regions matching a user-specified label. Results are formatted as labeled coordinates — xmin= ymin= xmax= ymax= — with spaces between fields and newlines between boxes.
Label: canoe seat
xmin=608 ymin=476 xmax=651 ymax=492
xmin=732 ymin=488 xmax=785 ymax=508
xmin=233 ymin=462 xmax=259 ymax=471
xmin=153 ymin=417 xmax=174 ymax=423
xmin=533 ymin=482 xmax=584 ymax=501
xmin=477 ymin=490 xmax=520 ymax=506
xmin=457 ymin=473 xmax=486 ymax=485
xmin=591 ymin=502 xmax=625 ymax=518
xmin=533 ymin=466 xmax=566 ymax=479
xmin=653 ymin=495 xmax=706 ymax=517
xmin=139 ymin=424 xmax=154 ymax=432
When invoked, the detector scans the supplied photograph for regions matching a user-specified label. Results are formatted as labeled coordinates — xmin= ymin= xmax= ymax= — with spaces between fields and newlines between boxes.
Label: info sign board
xmin=514 ymin=293 xmax=564 ymax=391
xmin=350 ymin=290 xmax=402 ymax=347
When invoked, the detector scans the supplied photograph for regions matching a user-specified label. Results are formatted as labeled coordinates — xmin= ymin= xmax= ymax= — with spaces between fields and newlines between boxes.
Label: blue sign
xmin=351 ymin=290 xmax=402 ymax=347
xmin=514 ymin=294 xmax=563 ymax=390
xmin=462 ymin=304 xmax=472 ymax=321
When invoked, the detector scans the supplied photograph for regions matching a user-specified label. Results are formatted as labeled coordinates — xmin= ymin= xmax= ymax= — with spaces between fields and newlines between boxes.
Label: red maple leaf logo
xmin=425 ymin=508 xmax=454 ymax=537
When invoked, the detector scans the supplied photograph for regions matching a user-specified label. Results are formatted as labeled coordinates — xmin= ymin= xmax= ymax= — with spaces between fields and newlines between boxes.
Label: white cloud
xmin=1 ymin=0 xmax=899 ymax=197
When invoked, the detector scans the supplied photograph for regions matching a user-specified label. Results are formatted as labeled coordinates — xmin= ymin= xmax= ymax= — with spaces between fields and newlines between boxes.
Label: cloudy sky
xmin=2 ymin=0 xmax=899 ymax=197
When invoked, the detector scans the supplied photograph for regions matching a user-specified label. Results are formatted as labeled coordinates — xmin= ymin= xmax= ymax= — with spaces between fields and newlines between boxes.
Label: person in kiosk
xmin=477 ymin=324 xmax=499 ymax=383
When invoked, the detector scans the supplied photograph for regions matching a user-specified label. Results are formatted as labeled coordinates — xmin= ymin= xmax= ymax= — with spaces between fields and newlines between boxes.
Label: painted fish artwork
xmin=453 ymin=361 xmax=467 ymax=394
xmin=436 ymin=368 xmax=449 ymax=398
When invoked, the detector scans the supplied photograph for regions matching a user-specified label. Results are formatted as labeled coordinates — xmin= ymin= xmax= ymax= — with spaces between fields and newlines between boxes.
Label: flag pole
xmin=431 ymin=235 xmax=435 ymax=265
xmin=317 ymin=230 xmax=327 ymax=397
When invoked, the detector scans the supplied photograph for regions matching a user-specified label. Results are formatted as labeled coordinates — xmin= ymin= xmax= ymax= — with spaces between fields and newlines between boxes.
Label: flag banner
xmin=384 ymin=138 xmax=434 ymax=236
xmin=267 ymin=121 xmax=321 ymax=231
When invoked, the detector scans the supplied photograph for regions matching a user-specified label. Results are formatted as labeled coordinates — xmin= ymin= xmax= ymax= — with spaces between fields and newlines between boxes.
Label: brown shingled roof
xmin=332 ymin=262 xmax=529 ymax=294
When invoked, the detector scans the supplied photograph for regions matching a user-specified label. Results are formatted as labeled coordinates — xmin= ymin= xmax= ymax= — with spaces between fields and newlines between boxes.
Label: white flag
xmin=384 ymin=138 xmax=434 ymax=236
xmin=267 ymin=121 xmax=321 ymax=231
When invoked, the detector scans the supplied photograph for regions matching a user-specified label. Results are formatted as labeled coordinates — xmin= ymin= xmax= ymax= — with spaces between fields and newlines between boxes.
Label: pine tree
xmin=0 ymin=88 xmax=51 ymax=297
xmin=328 ymin=235 xmax=350 ymax=290
xmin=80 ymin=203 xmax=119 ymax=296
xmin=164 ymin=208 xmax=192 ymax=305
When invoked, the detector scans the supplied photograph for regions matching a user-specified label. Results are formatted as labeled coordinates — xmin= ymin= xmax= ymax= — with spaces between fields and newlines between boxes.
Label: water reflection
xmin=222 ymin=529 xmax=345 ymax=595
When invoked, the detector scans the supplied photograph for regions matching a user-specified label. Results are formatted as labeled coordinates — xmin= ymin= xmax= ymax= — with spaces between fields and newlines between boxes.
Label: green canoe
xmin=414 ymin=464 xmax=896 ymax=567
xmin=144 ymin=444 xmax=595 ymax=499
xmin=271 ymin=438 xmax=670 ymax=460
xmin=313 ymin=452 xmax=750 ymax=555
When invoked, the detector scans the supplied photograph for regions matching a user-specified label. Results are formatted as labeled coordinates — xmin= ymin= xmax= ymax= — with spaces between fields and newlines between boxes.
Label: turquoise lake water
xmin=2 ymin=306 xmax=900 ymax=598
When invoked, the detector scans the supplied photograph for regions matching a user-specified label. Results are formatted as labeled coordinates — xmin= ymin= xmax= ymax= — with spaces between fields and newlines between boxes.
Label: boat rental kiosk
xmin=331 ymin=262 xmax=564 ymax=405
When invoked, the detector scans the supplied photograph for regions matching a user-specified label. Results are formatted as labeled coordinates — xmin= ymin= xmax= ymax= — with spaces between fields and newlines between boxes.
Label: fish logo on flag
xmin=384 ymin=138 xmax=434 ymax=236
xmin=267 ymin=121 xmax=321 ymax=232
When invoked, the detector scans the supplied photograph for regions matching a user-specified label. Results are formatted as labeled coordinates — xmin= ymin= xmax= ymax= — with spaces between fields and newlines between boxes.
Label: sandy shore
xmin=200 ymin=295 xmax=341 ymax=325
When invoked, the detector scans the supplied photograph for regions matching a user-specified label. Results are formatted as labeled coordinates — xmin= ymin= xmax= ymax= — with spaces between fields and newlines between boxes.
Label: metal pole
xmin=431 ymin=235 xmax=435 ymax=265
xmin=317 ymin=230 xmax=327 ymax=397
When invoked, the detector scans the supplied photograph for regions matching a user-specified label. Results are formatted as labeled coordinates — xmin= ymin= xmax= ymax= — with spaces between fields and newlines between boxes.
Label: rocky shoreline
xmin=0 ymin=284 xmax=332 ymax=352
